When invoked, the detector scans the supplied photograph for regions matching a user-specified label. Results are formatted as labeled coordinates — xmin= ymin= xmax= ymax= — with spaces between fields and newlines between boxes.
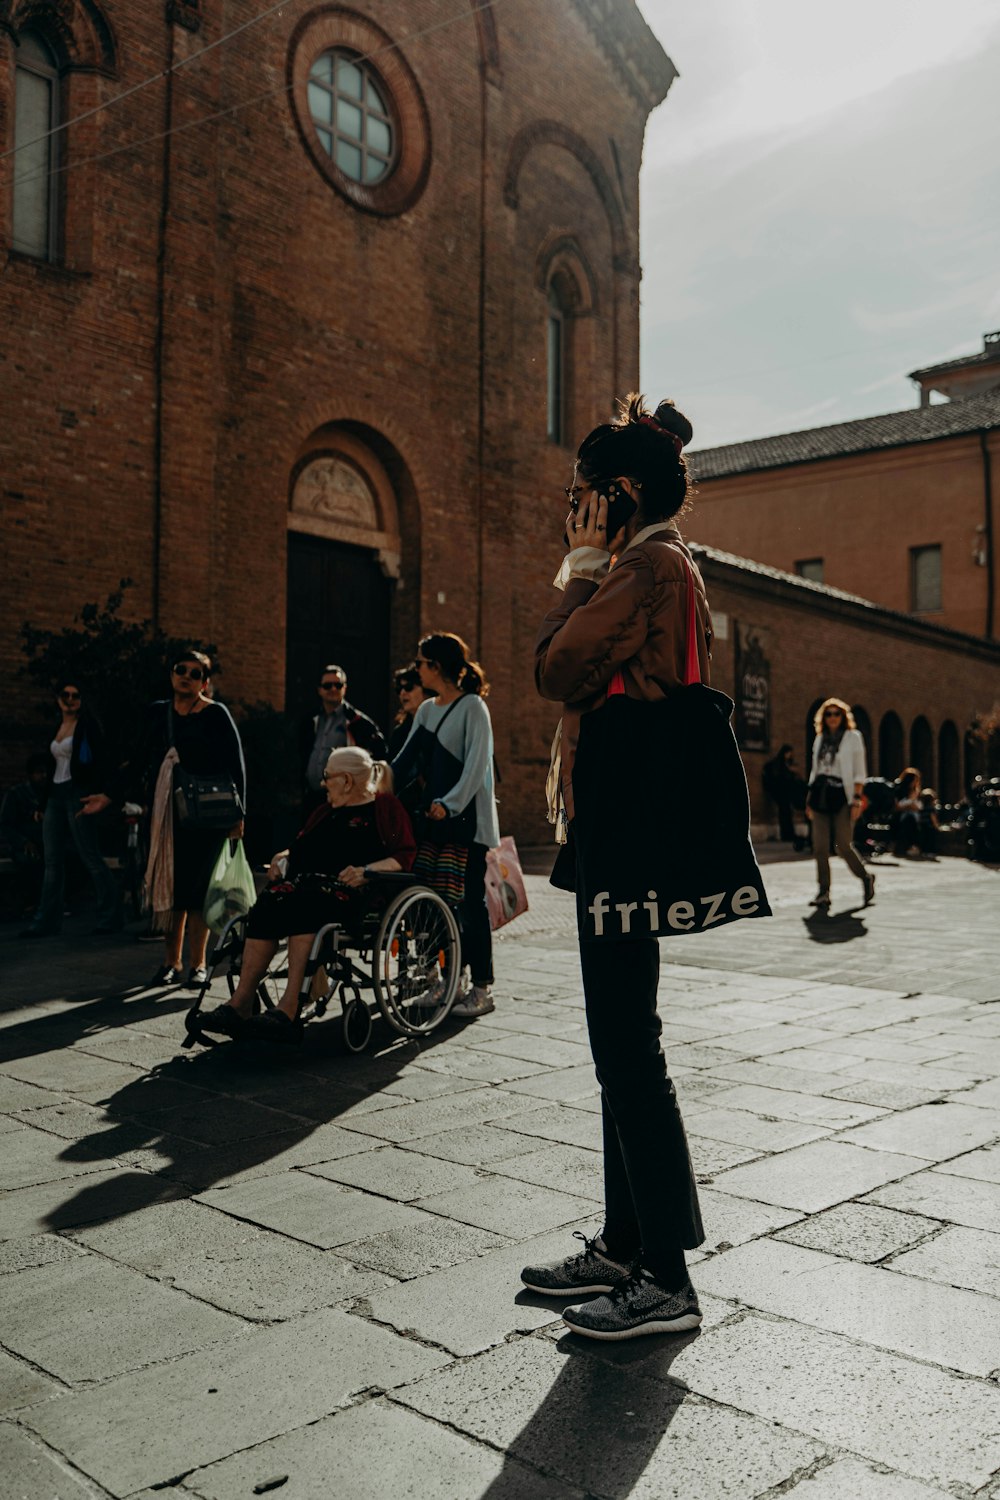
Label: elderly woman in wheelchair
xmin=193 ymin=745 xmax=422 ymax=1042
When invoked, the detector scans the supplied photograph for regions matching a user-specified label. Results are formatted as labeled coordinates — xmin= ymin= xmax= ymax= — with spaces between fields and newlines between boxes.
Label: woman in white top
xmin=23 ymin=682 xmax=122 ymax=937
xmin=806 ymin=697 xmax=874 ymax=910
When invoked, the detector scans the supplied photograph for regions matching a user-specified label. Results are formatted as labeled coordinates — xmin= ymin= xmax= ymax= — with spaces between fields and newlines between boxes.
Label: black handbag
xmin=807 ymin=775 xmax=847 ymax=816
xmin=168 ymin=705 xmax=243 ymax=830
xmin=411 ymin=699 xmax=478 ymax=848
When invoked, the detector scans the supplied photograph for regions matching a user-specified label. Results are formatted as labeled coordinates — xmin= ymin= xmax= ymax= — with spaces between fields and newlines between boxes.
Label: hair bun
xmin=653 ymin=400 xmax=693 ymax=450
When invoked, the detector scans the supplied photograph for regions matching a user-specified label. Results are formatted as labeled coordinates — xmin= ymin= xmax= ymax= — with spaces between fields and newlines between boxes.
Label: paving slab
xmin=196 ymin=1173 xmax=431 ymax=1250
xmin=680 ymin=1104 xmax=830 ymax=1152
xmin=696 ymin=1188 xmax=803 ymax=1250
xmin=183 ymin=1397 xmax=575 ymax=1500
xmin=0 ymin=1231 xmax=87 ymax=1277
xmin=488 ymin=1142 xmax=604 ymax=1201
xmin=670 ymin=1311 xmax=1000 ymax=1489
xmin=704 ymin=1081 xmax=885 ymax=1128
xmin=1 ymin=1253 xmax=241 ymax=1383
xmin=0 ymin=1168 xmax=184 ymax=1239
xmin=0 ymin=1074 xmax=63 ymax=1112
xmin=866 ymin=1168 xmax=1000 ymax=1234
xmin=331 ymin=1086 xmax=537 ymax=1142
xmin=69 ymin=1199 xmax=390 ymax=1321
xmin=696 ymin=1237 xmax=1000 ymax=1376
xmin=157 ymin=1120 xmax=381 ymax=1192
xmin=24 ymin=1308 xmax=450 ymax=1496
xmin=343 ymin=1215 xmax=509 ymax=1280
xmin=498 ymin=1102 xmax=603 ymax=1151
xmin=2 ymin=1050 xmax=142 ymax=1102
xmin=827 ymin=1079 xmax=952 ymax=1110
xmin=415 ymin=1173 xmax=594 ymax=1237
xmin=465 ymin=1033 xmax=594 ymax=1069
xmin=305 ymin=1146 xmax=480 ymax=1202
xmin=359 ymin=1227 xmax=587 ymax=1355
xmin=397 ymin=1122 xmax=544 ymax=1167
xmin=712 ymin=1139 xmax=925 ymax=1212
xmin=405 ymin=1045 xmax=555 ymax=1084
xmin=834 ymin=1101 xmax=1000 ymax=1161
xmin=496 ymin=1065 xmax=598 ymax=1102
xmin=0 ymin=1423 xmax=101 ymax=1499
xmin=0 ymin=1124 xmax=109 ymax=1191
xmin=952 ymin=1075 xmax=1000 ymax=1110
xmin=889 ymin=1224 xmax=1000 ymax=1298
xmin=935 ymin=1142 xmax=1000 ymax=1184
xmin=782 ymin=1456 xmax=954 ymax=1499
xmin=0 ymin=1348 xmax=61 ymax=1416
xmin=775 ymin=1202 xmax=940 ymax=1262
xmin=398 ymin=1336 xmax=823 ymax=1499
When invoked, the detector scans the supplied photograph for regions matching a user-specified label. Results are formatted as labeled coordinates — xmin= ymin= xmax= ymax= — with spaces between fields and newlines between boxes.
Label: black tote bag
xmin=554 ymin=554 xmax=771 ymax=942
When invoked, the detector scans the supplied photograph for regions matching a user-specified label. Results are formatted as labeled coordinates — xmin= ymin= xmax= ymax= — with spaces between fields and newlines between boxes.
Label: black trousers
xmin=461 ymin=842 xmax=494 ymax=986
xmin=579 ymin=935 xmax=704 ymax=1285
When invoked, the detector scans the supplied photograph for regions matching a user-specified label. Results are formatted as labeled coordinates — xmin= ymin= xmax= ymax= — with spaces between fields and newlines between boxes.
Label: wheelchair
xmin=182 ymin=871 xmax=461 ymax=1053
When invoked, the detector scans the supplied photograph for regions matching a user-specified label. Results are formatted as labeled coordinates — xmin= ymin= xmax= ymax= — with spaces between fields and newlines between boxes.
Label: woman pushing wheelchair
xmin=195 ymin=746 xmax=415 ymax=1039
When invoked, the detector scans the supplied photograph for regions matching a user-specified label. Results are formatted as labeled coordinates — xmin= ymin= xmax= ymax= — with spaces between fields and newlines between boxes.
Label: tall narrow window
xmin=13 ymin=33 xmax=60 ymax=260
xmin=546 ymin=287 xmax=564 ymax=445
xmin=911 ymin=544 xmax=942 ymax=613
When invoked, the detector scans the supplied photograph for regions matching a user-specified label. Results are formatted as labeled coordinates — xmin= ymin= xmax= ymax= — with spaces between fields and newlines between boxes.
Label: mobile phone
xmin=599 ymin=482 xmax=637 ymax=539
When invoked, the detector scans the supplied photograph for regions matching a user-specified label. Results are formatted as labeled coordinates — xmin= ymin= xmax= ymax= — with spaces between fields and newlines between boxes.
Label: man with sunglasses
xmin=299 ymin=664 xmax=387 ymax=816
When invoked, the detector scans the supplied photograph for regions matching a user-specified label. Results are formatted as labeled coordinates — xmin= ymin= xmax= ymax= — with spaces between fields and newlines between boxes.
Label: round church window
xmin=308 ymin=50 xmax=395 ymax=186
xmin=290 ymin=11 xmax=430 ymax=216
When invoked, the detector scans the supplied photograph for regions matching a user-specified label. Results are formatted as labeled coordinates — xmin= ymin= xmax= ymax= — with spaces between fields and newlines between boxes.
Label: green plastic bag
xmin=203 ymin=839 xmax=258 ymax=934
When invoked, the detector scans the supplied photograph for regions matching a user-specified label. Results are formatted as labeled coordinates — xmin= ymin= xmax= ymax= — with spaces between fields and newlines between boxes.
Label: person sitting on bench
xmin=196 ymin=746 xmax=415 ymax=1037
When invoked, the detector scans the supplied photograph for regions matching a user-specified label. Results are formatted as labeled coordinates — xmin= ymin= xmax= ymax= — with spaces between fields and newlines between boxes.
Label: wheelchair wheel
xmin=372 ymin=886 xmax=461 ymax=1036
xmin=341 ymin=997 xmax=374 ymax=1053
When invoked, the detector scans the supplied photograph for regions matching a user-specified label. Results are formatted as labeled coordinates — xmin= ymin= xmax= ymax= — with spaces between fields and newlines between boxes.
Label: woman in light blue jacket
xmin=806 ymin=697 xmax=874 ymax=910
xmin=391 ymin=632 xmax=500 ymax=1018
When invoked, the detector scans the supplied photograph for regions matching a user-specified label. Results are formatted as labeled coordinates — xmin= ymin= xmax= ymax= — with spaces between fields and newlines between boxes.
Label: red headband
xmin=638 ymin=415 xmax=683 ymax=456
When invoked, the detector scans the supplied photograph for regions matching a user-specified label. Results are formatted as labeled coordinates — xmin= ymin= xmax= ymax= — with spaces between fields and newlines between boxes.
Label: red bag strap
xmin=682 ymin=557 xmax=702 ymax=686
xmin=606 ymin=552 xmax=702 ymax=698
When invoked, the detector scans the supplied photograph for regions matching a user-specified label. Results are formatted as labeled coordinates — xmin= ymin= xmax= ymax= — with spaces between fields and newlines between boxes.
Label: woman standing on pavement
xmin=806 ymin=697 xmax=874 ymax=909
xmin=527 ymin=394 xmax=713 ymax=1341
xmin=84 ymin=651 xmax=246 ymax=987
xmin=23 ymin=682 xmax=123 ymax=937
xmin=390 ymin=633 xmax=499 ymax=1019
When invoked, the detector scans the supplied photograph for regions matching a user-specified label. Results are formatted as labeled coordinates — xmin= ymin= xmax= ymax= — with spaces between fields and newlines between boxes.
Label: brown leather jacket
xmin=535 ymin=526 xmax=713 ymax=822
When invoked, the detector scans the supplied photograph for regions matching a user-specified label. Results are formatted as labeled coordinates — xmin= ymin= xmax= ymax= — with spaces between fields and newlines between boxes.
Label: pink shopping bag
xmin=485 ymin=836 xmax=529 ymax=931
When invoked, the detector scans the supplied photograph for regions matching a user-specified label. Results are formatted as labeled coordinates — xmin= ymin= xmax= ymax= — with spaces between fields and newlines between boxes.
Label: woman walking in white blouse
xmin=806 ymin=697 xmax=874 ymax=910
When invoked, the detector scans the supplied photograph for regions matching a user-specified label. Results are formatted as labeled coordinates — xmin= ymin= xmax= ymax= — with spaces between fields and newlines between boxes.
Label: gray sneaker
xmin=562 ymin=1269 xmax=702 ymax=1340
xmin=520 ymin=1231 xmax=633 ymax=1296
xmin=452 ymin=984 xmax=494 ymax=1018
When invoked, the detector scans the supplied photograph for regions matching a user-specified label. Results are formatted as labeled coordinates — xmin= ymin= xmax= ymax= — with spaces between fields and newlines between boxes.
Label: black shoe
xmin=194 ymin=1003 xmax=246 ymax=1037
xmin=563 ymin=1270 xmax=702 ymax=1341
xmin=186 ymin=966 xmax=209 ymax=988
xmin=521 ymin=1231 xmax=633 ymax=1296
xmin=149 ymin=965 xmax=182 ymax=988
xmin=244 ymin=1008 xmax=303 ymax=1041
xmin=808 ymin=893 xmax=831 ymax=909
xmin=862 ymin=873 xmax=876 ymax=907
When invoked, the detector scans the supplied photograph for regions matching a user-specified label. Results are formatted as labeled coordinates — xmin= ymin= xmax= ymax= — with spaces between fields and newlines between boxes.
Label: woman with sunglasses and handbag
xmin=528 ymin=394 xmax=754 ymax=1342
xmin=22 ymin=681 xmax=123 ymax=937
xmin=85 ymin=651 xmax=246 ymax=986
xmin=806 ymin=697 xmax=874 ymax=910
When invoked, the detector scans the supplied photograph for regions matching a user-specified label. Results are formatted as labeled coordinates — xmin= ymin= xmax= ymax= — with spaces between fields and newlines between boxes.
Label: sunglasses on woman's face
xmin=172 ymin=663 xmax=205 ymax=681
xmin=60 ymin=690 xmax=80 ymax=702
xmin=824 ymin=710 xmax=843 ymax=718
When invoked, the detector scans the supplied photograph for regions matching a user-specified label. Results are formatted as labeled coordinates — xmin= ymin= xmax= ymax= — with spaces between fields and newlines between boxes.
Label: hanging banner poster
xmin=735 ymin=622 xmax=771 ymax=753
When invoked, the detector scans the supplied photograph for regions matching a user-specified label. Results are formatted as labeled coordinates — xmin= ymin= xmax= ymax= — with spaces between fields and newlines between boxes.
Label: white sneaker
xmin=452 ymin=985 xmax=495 ymax=1018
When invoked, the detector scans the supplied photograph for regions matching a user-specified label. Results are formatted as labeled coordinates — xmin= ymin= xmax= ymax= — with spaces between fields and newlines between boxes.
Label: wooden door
xmin=286 ymin=532 xmax=392 ymax=730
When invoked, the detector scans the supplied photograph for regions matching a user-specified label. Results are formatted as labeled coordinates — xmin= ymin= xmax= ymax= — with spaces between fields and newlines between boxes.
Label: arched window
xmin=878 ymin=711 xmax=904 ymax=780
xmin=910 ymin=715 xmax=934 ymax=787
xmin=546 ymin=285 xmax=566 ymax=445
xmin=13 ymin=33 xmax=61 ymax=260
xmin=938 ymin=720 xmax=960 ymax=803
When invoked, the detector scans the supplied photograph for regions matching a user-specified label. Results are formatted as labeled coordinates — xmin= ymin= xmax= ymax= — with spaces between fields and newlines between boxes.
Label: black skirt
xmin=172 ymin=822 xmax=226 ymax=912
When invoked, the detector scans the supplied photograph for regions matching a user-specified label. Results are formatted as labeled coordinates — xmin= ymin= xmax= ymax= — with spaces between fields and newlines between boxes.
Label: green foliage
xmin=19 ymin=580 xmax=216 ymax=758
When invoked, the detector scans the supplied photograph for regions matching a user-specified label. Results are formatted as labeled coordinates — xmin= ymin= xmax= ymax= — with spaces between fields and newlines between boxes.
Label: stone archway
xmin=878 ymin=711 xmax=904 ymax=780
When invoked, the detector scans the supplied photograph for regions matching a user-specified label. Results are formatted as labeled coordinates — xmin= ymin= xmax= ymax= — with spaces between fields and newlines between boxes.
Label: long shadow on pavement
xmin=802 ymin=908 xmax=868 ymax=944
xmin=30 ymin=1016 xmax=460 ymax=1234
xmin=478 ymin=1317 xmax=694 ymax=1498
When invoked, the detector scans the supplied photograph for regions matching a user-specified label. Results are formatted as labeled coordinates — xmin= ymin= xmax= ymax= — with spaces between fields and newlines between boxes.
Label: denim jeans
xmin=579 ymin=935 xmax=704 ymax=1286
xmin=34 ymin=782 xmax=122 ymax=933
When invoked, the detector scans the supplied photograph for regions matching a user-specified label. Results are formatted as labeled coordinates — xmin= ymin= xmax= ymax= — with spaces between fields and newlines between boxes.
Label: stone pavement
xmin=1 ymin=854 xmax=1000 ymax=1499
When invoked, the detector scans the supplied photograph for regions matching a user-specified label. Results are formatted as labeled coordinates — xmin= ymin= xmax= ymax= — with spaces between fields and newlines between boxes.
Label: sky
xmin=635 ymin=0 xmax=1000 ymax=449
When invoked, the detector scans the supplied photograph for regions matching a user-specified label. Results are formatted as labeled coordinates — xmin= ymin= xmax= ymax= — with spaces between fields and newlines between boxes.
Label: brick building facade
xmin=0 ymin=0 xmax=674 ymax=840
xmin=692 ymin=546 xmax=1000 ymax=827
